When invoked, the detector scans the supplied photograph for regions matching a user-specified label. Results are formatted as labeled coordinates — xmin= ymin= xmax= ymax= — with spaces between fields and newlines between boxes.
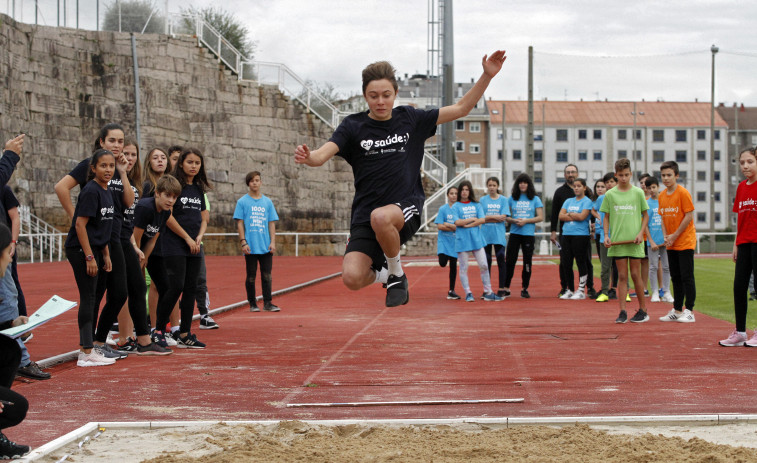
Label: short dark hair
xmin=167 ymin=145 xmax=183 ymax=155
xmin=362 ymin=61 xmax=398 ymax=95
xmin=574 ymin=177 xmax=593 ymax=201
xmin=155 ymin=174 xmax=182 ymax=196
xmin=638 ymin=172 xmax=651 ymax=181
xmin=87 ymin=149 xmax=115 ymax=181
xmin=602 ymin=172 xmax=617 ymax=183
xmin=245 ymin=171 xmax=261 ymax=185
xmin=564 ymin=164 xmax=578 ymax=174
xmin=614 ymin=158 xmax=631 ymax=173
xmin=660 ymin=160 xmax=680 ymax=175
xmin=644 ymin=176 xmax=659 ymax=188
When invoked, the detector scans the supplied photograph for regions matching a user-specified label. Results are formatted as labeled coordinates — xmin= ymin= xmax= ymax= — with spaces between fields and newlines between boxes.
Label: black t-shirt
xmin=64 ymin=180 xmax=114 ymax=249
xmin=161 ymin=183 xmax=205 ymax=256
xmin=120 ymin=184 xmax=140 ymax=242
xmin=329 ymin=106 xmax=439 ymax=225
xmin=133 ymin=197 xmax=171 ymax=249
xmin=0 ymin=185 xmax=19 ymax=228
xmin=142 ymin=180 xmax=155 ymax=198
xmin=69 ymin=158 xmax=128 ymax=242
xmin=69 ymin=158 xmax=89 ymax=188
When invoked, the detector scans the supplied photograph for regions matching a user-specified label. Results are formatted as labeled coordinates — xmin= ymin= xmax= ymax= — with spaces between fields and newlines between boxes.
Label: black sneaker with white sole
xmin=385 ymin=273 xmax=409 ymax=307
xmin=630 ymin=309 xmax=650 ymax=323
xmin=199 ymin=316 xmax=219 ymax=329
xmin=137 ymin=342 xmax=173 ymax=356
xmin=615 ymin=310 xmax=628 ymax=324
xmin=263 ymin=303 xmax=281 ymax=312
xmin=0 ymin=432 xmax=30 ymax=459
xmin=447 ymin=290 xmax=461 ymax=300
xmin=177 ymin=333 xmax=206 ymax=349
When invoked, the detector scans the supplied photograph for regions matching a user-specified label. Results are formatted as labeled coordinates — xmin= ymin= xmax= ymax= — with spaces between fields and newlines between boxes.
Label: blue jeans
xmin=0 ymin=267 xmax=28 ymax=367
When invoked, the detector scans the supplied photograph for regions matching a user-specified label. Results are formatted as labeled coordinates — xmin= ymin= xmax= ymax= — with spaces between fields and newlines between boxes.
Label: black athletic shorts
xmin=345 ymin=201 xmax=421 ymax=270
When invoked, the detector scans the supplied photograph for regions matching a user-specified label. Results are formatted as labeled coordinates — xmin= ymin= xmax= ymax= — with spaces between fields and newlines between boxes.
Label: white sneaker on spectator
xmin=569 ymin=290 xmax=586 ymax=300
xmin=105 ymin=332 xmax=118 ymax=346
xmin=559 ymin=290 xmax=574 ymax=300
xmin=659 ymin=309 xmax=681 ymax=322
xmin=650 ymin=293 xmax=661 ymax=303
xmin=166 ymin=332 xmax=178 ymax=347
xmin=77 ymin=350 xmax=116 ymax=367
xmin=677 ymin=309 xmax=695 ymax=323
xmin=661 ymin=292 xmax=674 ymax=303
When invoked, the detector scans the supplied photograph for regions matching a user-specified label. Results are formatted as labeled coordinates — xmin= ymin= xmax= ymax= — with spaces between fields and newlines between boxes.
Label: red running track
xmin=9 ymin=255 xmax=757 ymax=448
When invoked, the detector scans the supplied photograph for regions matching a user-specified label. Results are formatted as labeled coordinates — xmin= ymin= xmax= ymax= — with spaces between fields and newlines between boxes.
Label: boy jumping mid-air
xmin=294 ymin=50 xmax=507 ymax=307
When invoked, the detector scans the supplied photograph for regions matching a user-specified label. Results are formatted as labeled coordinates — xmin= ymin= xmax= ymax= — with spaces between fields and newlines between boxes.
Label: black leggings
xmin=120 ymin=240 xmax=150 ymax=337
xmin=194 ymin=248 xmax=209 ymax=316
xmin=734 ymin=243 xmax=757 ymax=332
xmin=438 ymin=254 xmax=458 ymax=291
xmin=66 ymin=247 xmax=107 ymax=349
xmin=484 ymin=243 xmax=507 ymax=289
xmin=245 ymin=253 xmax=273 ymax=304
xmin=504 ymin=234 xmax=534 ymax=289
xmin=0 ymin=336 xmax=27 ymax=431
xmin=94 ymin=239 xmax=129 ymax=343
xmin=562 ymin=235 xmax=590 ymax=292
xmin=154 ymin=255 xmax=202 ymax=334
xmin=668 ymin=249 xmax=696 ymax=312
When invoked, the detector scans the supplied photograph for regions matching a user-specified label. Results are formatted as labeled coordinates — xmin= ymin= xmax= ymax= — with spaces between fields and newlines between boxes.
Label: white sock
xmin=739 ymin=331 xmax=747 ymax=338
xmin=374 ymin=267 xmax=388 ymax=284
xmin=386 ymin=254 xmax=404 ymax=277
xmin=170 ymin=326 xmax=179 ymax=334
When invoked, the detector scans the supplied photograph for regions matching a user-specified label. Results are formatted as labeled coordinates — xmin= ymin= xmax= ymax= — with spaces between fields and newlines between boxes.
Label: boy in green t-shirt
xmin=600 ymin=158 xmax=650 ymax=324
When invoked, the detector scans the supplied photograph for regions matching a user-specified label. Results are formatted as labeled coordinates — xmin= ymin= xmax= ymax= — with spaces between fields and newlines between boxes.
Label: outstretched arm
xmin=437 ymin=50 xmax=507 ymax=125
xmin=294 ymin=142 xmax=339 ymax=167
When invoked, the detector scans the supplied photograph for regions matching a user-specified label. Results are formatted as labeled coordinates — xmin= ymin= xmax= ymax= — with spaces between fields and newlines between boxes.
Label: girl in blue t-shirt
xmin=452 ymin=181 xmax=503 ymax=302
xmin=434 ymin=186 xmax=460 ymax=300
xmin=558 ymin=178 xmax=594 ymax=300
xmin=153 ymin=148 xmax=212 ymax=349
xmin=64 ymin=149 xmax=117 ymax=367
xmin=480 ymin=177 xmax=510 ymax=298
xmin=503 ymin=173 xmax=543 ymax=298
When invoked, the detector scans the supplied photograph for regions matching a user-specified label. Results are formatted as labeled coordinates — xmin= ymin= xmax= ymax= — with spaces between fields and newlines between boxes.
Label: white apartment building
xmin=486 ymin=100 xmax=730 ymax=230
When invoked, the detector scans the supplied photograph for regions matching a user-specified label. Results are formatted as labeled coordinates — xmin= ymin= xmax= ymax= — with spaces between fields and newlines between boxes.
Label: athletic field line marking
xmin=286 ymin=398 xmax=525 ymax=408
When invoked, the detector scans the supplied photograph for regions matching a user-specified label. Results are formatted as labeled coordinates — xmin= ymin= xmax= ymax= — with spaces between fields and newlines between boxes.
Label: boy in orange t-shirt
xmin=657 ymin=160 xmax=696 ymax=322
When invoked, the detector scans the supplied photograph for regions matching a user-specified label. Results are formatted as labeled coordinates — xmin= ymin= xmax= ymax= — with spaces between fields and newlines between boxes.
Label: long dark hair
xmin=511 ymin=173 xmax=536 ymax=200
xmin=86 ymin=149 xmax=115 ymax=181
xmin=457 ymin=180 xmax=477 ymax=203
xmin=172 ymin=147 xmax=212 ymax=193
xmin=574 ymin=178 xmax=593 ymax=201
xmin=93 ymin=123 xmax=124 ymax=152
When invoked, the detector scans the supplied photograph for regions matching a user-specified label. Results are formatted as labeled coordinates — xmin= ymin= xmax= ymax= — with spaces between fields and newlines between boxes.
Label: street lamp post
xmin=631 ymin=102 xmax=644 ymax=175
xmin=709 ymin=44 xmax=718 ymax=237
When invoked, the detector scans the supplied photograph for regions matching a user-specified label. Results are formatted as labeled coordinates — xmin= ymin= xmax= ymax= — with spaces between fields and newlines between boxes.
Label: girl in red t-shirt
xmin=720 ymin=147 xmax=757 ymax=347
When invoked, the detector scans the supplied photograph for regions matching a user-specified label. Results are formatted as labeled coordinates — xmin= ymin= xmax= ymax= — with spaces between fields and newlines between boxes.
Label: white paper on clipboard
xmin=0 ymin=295 xmax=76 ymax=339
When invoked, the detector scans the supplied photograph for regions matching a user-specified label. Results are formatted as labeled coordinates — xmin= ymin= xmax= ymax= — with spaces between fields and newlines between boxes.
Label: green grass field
xmin=557 ymin=257 xmax=753 ymax=328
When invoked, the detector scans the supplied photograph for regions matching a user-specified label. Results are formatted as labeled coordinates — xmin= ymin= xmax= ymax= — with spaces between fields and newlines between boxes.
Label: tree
xmin=181 ymin=6 xmax=256 ymax=60
xmin=102 ymin=0 xmax=166 ymax=34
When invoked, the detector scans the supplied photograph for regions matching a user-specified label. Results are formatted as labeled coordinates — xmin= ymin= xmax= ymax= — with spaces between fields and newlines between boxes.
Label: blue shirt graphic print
xmin=452 ymin=201 xmax=485 ymax=252
xmin=509 ymin=195 xmax=543 ymax=236
xmin=434 ymin=203 xmax=456 ymax=258
xmin=233 ymin=194 xmax=279 ymax=255
xmin=561 ymin=196 xmax=593 ymax=236
xmin=480 ymin=195 xmax=509 ymax=246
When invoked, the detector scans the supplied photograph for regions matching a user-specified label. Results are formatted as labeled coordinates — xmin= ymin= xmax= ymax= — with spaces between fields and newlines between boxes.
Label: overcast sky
xmin=6 ymin=0 xmax=757 ymax=105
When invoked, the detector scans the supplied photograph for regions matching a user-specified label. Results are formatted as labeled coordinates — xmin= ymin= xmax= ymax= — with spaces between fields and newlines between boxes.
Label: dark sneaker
xmin=750 ymin=292 xmax=757 ymax=301
xmin=521 ymin=290 xmax=530 ymax=298
xmin=137 ymin=342 xmax=173 ymax=356
xmin=447 ymin=290 xmax=461 ymax=300
xmin=94 ymin=344 xmax=127 ymax=360
xmin=263 ymin=303 xmax=281 ymax=312
xmin=177 ymin=333 xmax=206 ymax=349
xmin=608 ymin=289 xmax=618 ymax=300
xmin=587 ymin=288 xmax=598 ymax=299
xmin=116 ymin=337 xmax=140 ymax=355
xmin=199 ymin=316 xmax=220 ymax=329
xmin=497 ymin=289 xmax=510 ymax=298
xmin=151 ymin=330 xmax=168 ymax=348
xmin=250 ymin=301 xmax=260 ymax=312
xmin=0 ymin=432 xmax=30 ymax=459
xmin=17 ymin=361 xmax=51 ymax=380
xmin=615 ymin=310 xmax=628 ymax=324
xmin=385 ymin=274 xmax=409 ymax=307
xmin=20 ymin=332 xmax=32 ymax=343
xmin=630 ymin=309 xmax=649 ymax=323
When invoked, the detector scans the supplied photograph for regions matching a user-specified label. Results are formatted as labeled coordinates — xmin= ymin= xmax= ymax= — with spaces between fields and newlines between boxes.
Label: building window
xmin=469 ymin=144 xmax=480 ymax=154
xmin=697 ymin=212 xmax=706 ymax=223
xmin=593 ymin=150 xmax=602 ymax=161
xmin=634 ymin=150 xmax=642 ymax=161
xmin=534 ymin=170 xmax=543 ymax=183
xmin=697 ymin=192 xmax=706 ymax=202
xmin=697 ymin=129 xmax=706 ymax=140
xmin=455 ymin=121 xmax=465 ymax=131
xmin=617 ymin=129 xmax=627 ymax=140
xmin=455 ymin=141 xmax=465 ymax=152
xmin=497 ymin=149 xmax=503 ymax=160
xmin=512 ymin=128 xmax=522 ymax=140
xmin=697 ymin=150 xmax=706 ymax=161
xmin=696 ymin=171 xmax=706 ymax=181
xmin=556 ymin=150 xmax=568 ymax=162
xmin=618 ymin=150 xmax=627 ymax=159
xmin=534 ymin=130 xmax=543 ymax=141
xmin=593 ymin=129 xmax=602 ymax=140
xmin=715 ymin=171 xmax=721 ymax=181
xmin=675 ymin=130 xmax=687 ymax=142
xmin=679 ymin=170 xmax=688 ymax=181
xmin=653 ymin=150 xmax=665 ymax=162
xmin=578 ymin=150 xmax=587 ymax=161
xmin=715 ymin=192 xmax=721 ymax=202
xmin=714 ymin=150 xmax=720 ymax=160
xmin=675 ymin=150 xmax=687 ymax=163
xmin=634 ymin=129 xmax=642 ymax=140
xmin=715 ymin=130 xmax=721 ymax=140
xmin=653 ymin=130 xmax=664 ymax=142
xmin=497 ymin=129 xmax=503 ymax=140
xmin=534 ymin=150 xmax=543 ymax=162
xmin=469 ymin=122 xmax=481 ymax=133
xmin=716 ymin=212 xmax=721 ymax=222
xmin=513 ymin=149 xmax=522 ymax=160
xmin=556 ymin=129 xmax=568 ymax=142
xmin=578 ymin=129 xmax=587 ymax=140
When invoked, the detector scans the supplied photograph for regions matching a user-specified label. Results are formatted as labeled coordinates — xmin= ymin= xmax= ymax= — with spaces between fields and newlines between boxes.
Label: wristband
xmin=10 ymin=240 xmax=16 ymax=244
xmin=240 ymin=239 xmax=247 ymax=243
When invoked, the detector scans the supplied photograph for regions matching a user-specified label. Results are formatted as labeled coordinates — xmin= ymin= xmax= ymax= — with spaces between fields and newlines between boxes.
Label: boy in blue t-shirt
xmin=234 ymin=171 xmax=280 ymax=312
xmin=644 ymin=176 xmax=672 ymax=302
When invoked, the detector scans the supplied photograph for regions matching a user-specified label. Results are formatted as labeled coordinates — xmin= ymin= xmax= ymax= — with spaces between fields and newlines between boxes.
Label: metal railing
xmin=420 ymin=167 xmax=501 ymax=231
xmin=18 ymin=206 xmax=65 ymax=263
xmin=422 ymin=151 xmax=447 ymax=187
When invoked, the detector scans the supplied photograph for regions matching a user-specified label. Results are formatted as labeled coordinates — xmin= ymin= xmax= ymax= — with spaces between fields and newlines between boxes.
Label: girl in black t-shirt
xmin=153 ymin=148 xmax=212 ymax=349
xmin=64 ymin=149 xmax=117 ymax=367
xmin=141 ymin=147 xmax=169 ymax=198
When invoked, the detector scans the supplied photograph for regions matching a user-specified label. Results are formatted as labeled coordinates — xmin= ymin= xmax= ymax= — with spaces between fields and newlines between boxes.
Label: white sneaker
xmin=559 ymin=290 xmax=574 ymax=300
xmin=166 ymin=332 xmax=178 ymax=347
xmin=650 ymin=294 xmax=661 ymax=303
xmin=677 ymin=309 xmax=695 ymax=323
xmin=661 ymin=292 xmax=674 ymax=303
xmin=105 ymin=332 xmax=117 ymax=346
xmin=77 ymin=350 xmax=116 ymax=367
xmin=569 ymin=290 xmax=586 ymax=300
xmin=659 ymin=309 xmax=682 ymax=322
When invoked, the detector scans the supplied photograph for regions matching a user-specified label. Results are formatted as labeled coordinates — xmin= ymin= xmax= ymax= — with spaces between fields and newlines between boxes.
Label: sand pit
xmin=36 ymin=420 xmax=757 ymax=462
